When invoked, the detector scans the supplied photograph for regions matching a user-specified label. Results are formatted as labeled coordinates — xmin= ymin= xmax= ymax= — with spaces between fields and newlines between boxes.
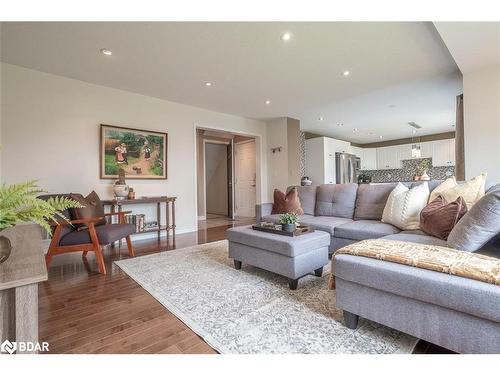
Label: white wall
xmin=0 ymin=63 xmax=268 ymax=234
xmin=266 ymin=117 xmax=288 ymax=197
xmin=463 ymin=65 xmax=500 ymax=183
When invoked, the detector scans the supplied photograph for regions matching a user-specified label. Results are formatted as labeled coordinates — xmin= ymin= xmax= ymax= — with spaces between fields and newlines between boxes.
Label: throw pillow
xmin=428 ymin=176 xmax=457 ymax=203
xmin=429 ymin=174 xmax=487 ymax=209
xmin=382 ymin=182 xmax=430 ymax=230
xmin=420 ymin=196 xmax=467 ymax=240
xmin=69 ymin=191 xmax=107 ymax=230
xmin=447 ymin=187 xmax=500 ymax=252
xmin=271 ymin=187 xmax=304 ymax=215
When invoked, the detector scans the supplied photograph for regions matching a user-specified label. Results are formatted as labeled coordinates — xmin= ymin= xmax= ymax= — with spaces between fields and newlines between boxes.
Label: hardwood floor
xmin=39 ymin=220 xmax=451 ymax=354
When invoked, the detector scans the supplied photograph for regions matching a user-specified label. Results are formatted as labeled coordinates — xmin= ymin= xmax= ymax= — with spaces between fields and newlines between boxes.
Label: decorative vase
xmin=301 ymin=177 xmax=312 ymax=186
xmin=281 ymin=223 xmax=296 ymax=232
xmin=113 ymin=184 xmax=130 ymax=199
xmin=0 ymin=232 xmax=12 ymax=264
xmin=420 ymin=170 xmax=430 ymax=181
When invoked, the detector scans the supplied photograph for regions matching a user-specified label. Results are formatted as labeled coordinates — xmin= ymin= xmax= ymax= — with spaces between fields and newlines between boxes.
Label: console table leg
xmin=166 ymin=200 xmax=170 ymax=244
xmin=171 ymin=200 xmax=176 ymax=245
xmin=156 ymin=202 xmax=161 ymax=242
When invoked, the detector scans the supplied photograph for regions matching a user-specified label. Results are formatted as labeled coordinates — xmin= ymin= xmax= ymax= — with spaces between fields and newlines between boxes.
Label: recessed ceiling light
xmin=318 ymin=117 xmax=324 ymax=121
xmin=379 ymin=136 xmax=384 ymax=139
xmin=281 ymin=32 xmax=292 ymax=41
xmin=353 ymin=128 xmax=359 ymax=132
xmin=205 ymin=82 xmax=212 ymax=87
xmin=100 ymin=48 xmax=112 ymax=56
xmin=337 ymin=123 xmax=343 ymax=127
xmin=342 ymin=70 xmax=350 ymax=76
xmin=265 ymin=100 xmax=271 ymax=105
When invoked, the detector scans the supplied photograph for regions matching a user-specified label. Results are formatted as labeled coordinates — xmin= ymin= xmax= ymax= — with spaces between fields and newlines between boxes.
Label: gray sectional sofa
xmin=256 ymin=181 xmax=500 ymax=353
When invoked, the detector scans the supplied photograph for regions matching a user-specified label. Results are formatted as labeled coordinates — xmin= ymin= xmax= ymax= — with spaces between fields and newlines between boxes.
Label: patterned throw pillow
xmin=382 ymin=182 xmax=430 ymax=230
xmin=69 ymin=191 xmax=107 ymax=230
xmin=420 ymin=196 xmax=468 ymax=240
xmin=271 ymin=187 xmax=304 ymax=215
xmin=429 ymin=174 xmax=487 ymax=209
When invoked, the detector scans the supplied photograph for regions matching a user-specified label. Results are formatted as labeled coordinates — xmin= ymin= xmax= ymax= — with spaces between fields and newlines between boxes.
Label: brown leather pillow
xmin=271 ymin=187 xmax=304 ymax=215
xmin=420 ymin=196 xmax=467 ymax=240
xmin=69 ymin=191 xmax=107 ymax=230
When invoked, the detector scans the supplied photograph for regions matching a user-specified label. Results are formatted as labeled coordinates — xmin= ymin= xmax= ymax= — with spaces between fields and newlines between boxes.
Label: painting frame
xmin=100 ymin=124 xmax=168 ymax=180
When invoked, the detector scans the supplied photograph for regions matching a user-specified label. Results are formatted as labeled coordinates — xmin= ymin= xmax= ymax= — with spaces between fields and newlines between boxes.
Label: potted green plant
xmin=278 ymin=212 xmax=299 ymax=232
xmin=0 ymin=180 xmax=82 ymax=264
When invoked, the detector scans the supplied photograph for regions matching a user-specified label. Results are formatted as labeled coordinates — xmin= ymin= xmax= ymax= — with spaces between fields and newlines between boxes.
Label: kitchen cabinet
xmin=430 ymin=139 xmax=455 ymax=167
xmin=376 ymin=145 xmax=405 ymax=170
xmin=360 ymin=148 xmax=377 ymax=170
xmin=305 ymin=136 xmax=352 ymax=184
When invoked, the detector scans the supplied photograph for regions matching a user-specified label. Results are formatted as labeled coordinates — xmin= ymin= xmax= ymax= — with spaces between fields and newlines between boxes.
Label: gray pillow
xmin=287 ymin=185 xmax=317 ymax=216
xmin=447 ymin=187 xmax=500 ymax=252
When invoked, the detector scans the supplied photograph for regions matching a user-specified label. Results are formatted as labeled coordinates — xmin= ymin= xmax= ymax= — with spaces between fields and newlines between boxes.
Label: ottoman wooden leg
xmin=314 ymin=267 xmax=323 ymax=277
xmin=233 ymin=260 xmax=242 ymax=270
xmin=288 ymin=278 xmax=299 ymax=290
xmin=343 ymin=310 xmax=359 ymax=329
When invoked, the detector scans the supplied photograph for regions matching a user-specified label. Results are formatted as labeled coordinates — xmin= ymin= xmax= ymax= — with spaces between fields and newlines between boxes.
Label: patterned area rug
xmin=115 ymin=240 xmax=417 ymax=354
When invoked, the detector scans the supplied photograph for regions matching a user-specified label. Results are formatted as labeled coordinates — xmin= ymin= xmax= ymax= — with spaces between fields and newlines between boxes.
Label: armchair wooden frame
xmin=45 ymin=211 xmax=135 ymax=275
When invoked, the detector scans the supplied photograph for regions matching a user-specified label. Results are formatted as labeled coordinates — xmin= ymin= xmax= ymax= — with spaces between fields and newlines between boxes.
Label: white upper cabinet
xmin=430 ymin=139 xmax=455 ymax=167
xmin=377 ymin=145 xmax=404 ymax=170
xmin=360 ymin=148 xmax=377 ymax=170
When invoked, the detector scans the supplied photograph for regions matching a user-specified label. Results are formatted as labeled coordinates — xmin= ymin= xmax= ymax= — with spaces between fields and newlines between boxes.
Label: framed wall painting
xmin=100 ymin=124 xmax=168 ymax=179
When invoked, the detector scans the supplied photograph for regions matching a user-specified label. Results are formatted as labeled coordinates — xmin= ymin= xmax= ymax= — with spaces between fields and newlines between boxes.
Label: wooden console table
xmin=102 ymin=196 xmax=177 ymax=244
xmin=0 ymin=224 xmax=47 ymax=354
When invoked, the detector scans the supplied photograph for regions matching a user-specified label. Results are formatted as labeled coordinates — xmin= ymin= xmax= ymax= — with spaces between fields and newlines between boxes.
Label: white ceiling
xmin=1 ymin=22 xmax=462 ymax=143
xmin=434 ymin=22 xmax=500 ymax=74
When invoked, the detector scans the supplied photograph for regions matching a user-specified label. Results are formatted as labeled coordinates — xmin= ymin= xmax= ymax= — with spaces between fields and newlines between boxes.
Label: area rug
xmin=114 ymin=240 xmax=418 ymax=354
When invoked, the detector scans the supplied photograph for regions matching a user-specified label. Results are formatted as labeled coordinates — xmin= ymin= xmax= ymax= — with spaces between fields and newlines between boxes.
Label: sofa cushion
xmin=298 ymin=215 xmax=353 ymax=236
xmin=315 ymin=183 xmax=358 ymax=219
xmin=354 ymin=183 xmax=398 ymax=220
xmin=335 ymin=220 xmax=400 ymax=241
xmin=420 ymin=196 xmax=467 ymax=240
xmin=431 ymin=174 xmax=487 ymax=209
xmin=383 ymin=230 xmax=448 ymax=247
xmin=271 ymin=188 xmax=304 ymax=215
xmin=287 ymin=185 xmax=317 ymax=216
xmin=59 ymin=223 xmax=135 ymax=246
xmin=382 ymin=182 xmax=430 ymax=230
xmin=447 ymin=187 xmax=500 ymax=252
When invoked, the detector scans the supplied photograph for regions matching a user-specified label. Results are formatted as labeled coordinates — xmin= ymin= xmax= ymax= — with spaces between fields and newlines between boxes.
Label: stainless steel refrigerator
xmin=335 ymin=152 xmax=359 ymax=183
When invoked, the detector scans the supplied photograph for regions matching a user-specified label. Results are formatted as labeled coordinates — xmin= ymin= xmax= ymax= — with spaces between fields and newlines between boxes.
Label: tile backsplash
xmin=359 ymin=158 xmax=455 ymax=183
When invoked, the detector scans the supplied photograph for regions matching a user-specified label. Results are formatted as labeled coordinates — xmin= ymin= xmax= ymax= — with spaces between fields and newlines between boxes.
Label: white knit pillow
xmin=382 ymin=182 xmax=430 ymax=230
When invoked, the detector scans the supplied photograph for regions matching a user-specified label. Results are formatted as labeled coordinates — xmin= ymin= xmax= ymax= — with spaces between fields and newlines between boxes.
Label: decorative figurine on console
xmin=113 ymin=168 xmax=130 ymax=200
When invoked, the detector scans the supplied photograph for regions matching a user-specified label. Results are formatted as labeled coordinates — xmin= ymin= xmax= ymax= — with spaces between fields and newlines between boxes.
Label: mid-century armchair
xmin=40 ymin=194 xmax=136 ymax=274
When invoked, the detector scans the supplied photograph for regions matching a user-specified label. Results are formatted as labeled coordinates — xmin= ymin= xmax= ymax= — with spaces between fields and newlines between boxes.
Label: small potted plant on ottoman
xmin=279 ymin=213 xmax=299 ymax=232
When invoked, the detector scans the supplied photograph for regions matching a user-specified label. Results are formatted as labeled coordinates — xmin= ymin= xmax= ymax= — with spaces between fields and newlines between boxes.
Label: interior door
xmin=235 ymin=140 xmax=256 ymax=218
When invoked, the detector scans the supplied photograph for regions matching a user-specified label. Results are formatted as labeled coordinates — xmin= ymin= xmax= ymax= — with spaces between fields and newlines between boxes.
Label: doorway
xmin=205 ymin=142 xmax=230 ymax=217
xmin=234 ymin=140 xmax=256 ymax=218
xmin=196 ymin=128 xmax=257 ymax=229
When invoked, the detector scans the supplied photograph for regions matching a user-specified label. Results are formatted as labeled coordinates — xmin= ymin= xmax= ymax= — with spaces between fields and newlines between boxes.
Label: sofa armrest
xmin=255 ymin=203 xmax=273 ymax=223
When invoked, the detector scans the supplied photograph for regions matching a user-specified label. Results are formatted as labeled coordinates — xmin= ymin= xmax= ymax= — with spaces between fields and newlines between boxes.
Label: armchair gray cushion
xmin=59 ymin=223 xmax=135 ymax=246
xmin=315 ymin=183 xmax=358 ymax=218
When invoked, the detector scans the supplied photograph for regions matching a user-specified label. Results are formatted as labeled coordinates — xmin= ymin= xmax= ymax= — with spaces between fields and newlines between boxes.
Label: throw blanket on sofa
xmin=329 ymin=239 xmax=500 ymax=289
